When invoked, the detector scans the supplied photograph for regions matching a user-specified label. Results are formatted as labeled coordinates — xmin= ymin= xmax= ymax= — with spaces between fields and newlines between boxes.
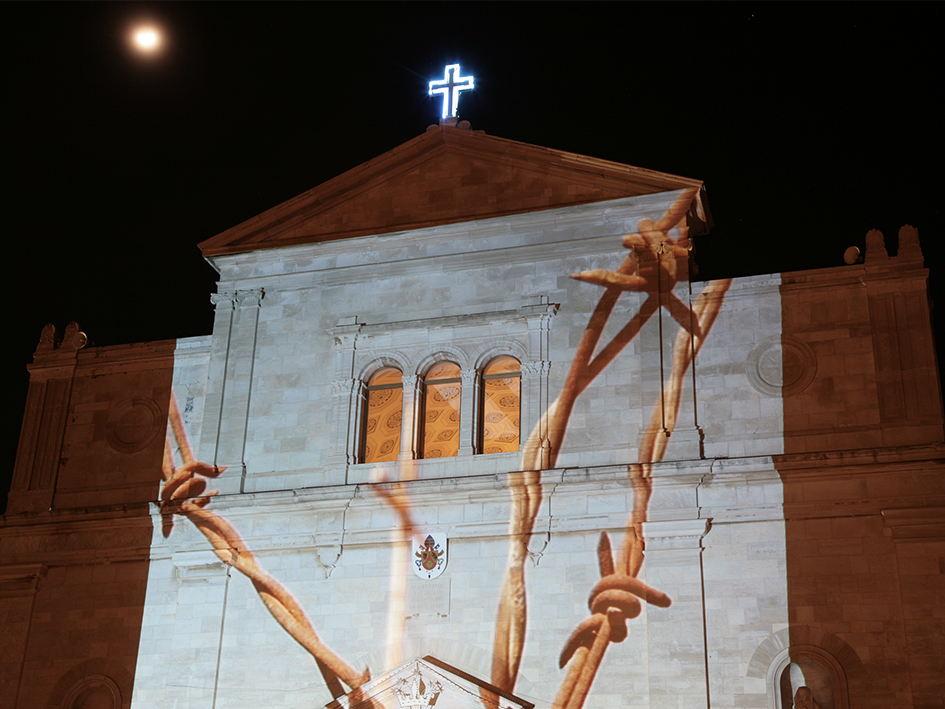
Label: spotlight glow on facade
xmin=429 ymin=64 xmax=474 ymax=120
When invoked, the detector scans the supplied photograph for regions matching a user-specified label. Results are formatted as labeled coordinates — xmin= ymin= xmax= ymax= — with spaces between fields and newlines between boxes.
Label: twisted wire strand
xmin=555 ymin=277 xmax=732 ymax=709
xmin=373 ymin=469 xmax=418 ymax=668
xmin=163 ymin=392 xmax=368 ymax=696
xmin=492 ymin=189 xmax=700 ymax=696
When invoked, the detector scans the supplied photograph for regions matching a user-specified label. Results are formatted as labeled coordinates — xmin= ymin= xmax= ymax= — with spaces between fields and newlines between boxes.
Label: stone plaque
xmin=406 ymin=577 xmax=450 ymax=618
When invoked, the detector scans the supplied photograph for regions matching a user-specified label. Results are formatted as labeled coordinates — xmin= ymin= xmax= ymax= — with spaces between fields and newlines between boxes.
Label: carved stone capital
xmin=333 ymin=332 xmax=361 ymax=350
xmin=235 ymin=288 xmax=264 ymax=307
xmin=642 ymin=518 xmax=711 ymax=552
xmin=210 ymin=291 xmax=236 ymax=310
xmin=331 ymin=379 xmax=358 ymax=396
xmin=0 ymin=563 xmax=48 ymax=598
xmin=172 ymin=550 xmax=232 ymax=580
xmin=521 ymin=360 xmax=550 ymax=376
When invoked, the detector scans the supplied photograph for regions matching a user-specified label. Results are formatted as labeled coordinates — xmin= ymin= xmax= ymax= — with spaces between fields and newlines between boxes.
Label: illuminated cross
xmin=429 ymin=64 xmax=474 ymax=120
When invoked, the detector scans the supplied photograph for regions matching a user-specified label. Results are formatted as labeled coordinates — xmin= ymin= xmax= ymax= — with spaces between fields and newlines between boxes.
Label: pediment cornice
xmin=325 ymin=656 xmax=534 ymax=709
xmin=199 ymin=126 xmax=704 ymax=259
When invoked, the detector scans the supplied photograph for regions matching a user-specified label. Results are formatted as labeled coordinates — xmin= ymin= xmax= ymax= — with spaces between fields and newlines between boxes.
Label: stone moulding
xmin=0 ymin=563 xmax=48 ymax=598
xmin=881 ymin=506 xmax=945 ymax=541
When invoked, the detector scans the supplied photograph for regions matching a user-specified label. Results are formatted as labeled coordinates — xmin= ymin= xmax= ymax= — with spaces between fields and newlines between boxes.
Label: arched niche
xmin=749 ymin=627 xmax=855 ymax=709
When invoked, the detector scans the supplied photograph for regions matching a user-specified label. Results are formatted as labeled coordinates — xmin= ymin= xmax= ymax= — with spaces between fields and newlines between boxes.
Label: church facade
xmin=2 ymin=124 xmax=943 ymax=709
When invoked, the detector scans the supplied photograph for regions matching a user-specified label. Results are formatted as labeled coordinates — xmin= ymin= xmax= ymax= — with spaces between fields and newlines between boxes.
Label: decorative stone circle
xmin=105 ymin=397 xmax=163 ymax=454
xmin=745 ymin=335 xmax=817 ymax=397
xmin=59 ymin=674 xmax=121 ymax=709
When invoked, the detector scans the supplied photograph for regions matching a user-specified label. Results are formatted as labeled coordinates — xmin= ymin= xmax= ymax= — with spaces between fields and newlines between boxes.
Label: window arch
xmin=480 ymin=355 xmax=521 ymax=454
xmin=748 ymin=627 xmax=854 ymax=709
xmin=421 ymin=361 xmax=462 ymax=459
xmin=362 ymin=366 xmax=403 ymax=463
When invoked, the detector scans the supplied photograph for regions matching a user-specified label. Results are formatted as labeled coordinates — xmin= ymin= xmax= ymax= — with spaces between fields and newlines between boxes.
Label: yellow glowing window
xmin=481 ymin=356 xmax=521 ymax=454
xmin=421 ymin=361 xmax=462 ymax=459
xmin=363 ymin=367 xmax=403 ymax=464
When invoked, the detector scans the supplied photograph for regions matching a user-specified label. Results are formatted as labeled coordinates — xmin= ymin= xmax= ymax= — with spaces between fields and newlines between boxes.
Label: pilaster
xmin=0 ymin=564 xmax=47 ymax=707
xmin=641 ymin=517 xmax=711 ymax=707
xmin=164 ymin=551 xmax=232 ymax=704
xmin=199 ymin=289 xmax=264 ymax=493
xmin=401 ymin=374 xmax=422 ymax=461
xmin=329 ymin=319 xmax=364 ymax=468
xmin=8 ymin=323 xmax=85 ymax=515
xmin=331 ymin=378 xmax=365 ymax=467
xmin=862 ymin=228 xmax=943 ymax=446
xmin=524 ymin=300 xmax=557 ymax=469
xmin=639 ymin=246 xmax=703 ymax=463
xmin=457 ymin=368 xmax=475 ymax=457
xmin=521 ymin=360 xmax=552 ymax=468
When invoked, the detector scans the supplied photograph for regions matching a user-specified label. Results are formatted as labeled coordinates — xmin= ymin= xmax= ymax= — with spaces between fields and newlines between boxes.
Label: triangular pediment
xmin=325 ymin=656 xmax=534 ymax=709
xmin=199 ymin=125 xmax=704 ymax=258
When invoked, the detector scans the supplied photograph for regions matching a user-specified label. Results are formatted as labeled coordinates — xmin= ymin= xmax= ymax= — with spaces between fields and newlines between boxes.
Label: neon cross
xmin=429 ymin=64 xmax=474 ymax=120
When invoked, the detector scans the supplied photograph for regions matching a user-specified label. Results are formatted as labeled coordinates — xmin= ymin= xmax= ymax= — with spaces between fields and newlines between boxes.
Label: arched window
xmin=362 ymin=367 xmax=403 ymax=463
xmin=421 ymin=361 xmax=462 ymax=459
xmin=480 ymin=356 xmax=521 ymax=454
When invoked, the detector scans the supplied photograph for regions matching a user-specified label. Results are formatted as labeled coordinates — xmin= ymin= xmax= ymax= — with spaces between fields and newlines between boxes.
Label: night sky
xmin=3 ymin=3 xmax=942 ymax=512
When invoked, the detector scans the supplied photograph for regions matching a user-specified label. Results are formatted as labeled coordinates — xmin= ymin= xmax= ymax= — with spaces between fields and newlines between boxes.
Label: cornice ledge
xmin=0 ymin=502 xmax=154 ymax=531
xmin=0 ymin=563 xmax=48 ymax=598
xmin=642 ymin=517 xmax=711 ymax=551
xmin=774 ymin=442 xmax=945 ymax=471
xmin=881 ymin=506 xmax=945 ymax=542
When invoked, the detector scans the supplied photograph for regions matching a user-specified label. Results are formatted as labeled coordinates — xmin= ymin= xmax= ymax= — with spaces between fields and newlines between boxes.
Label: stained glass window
xmin=362 ymin=367 xmax=403 ymax=464
xmin=421 ymin=361 xmax=462 ymax=459
xmin=481 ymin=356 xmax=521 ymax=454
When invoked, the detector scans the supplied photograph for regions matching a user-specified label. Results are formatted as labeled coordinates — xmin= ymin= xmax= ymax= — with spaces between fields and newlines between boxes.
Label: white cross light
xmin=429 ymin=64 xmax=474 ymax=120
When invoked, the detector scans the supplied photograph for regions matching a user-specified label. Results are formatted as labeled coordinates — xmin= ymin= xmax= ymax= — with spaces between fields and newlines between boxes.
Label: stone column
xmin=640 ymin=517 xmax=711 ymax=708
xmin=400 ymin=374 xmax=421 ymax=461
xmin=458 ymin=368 xmax=476 ymax=457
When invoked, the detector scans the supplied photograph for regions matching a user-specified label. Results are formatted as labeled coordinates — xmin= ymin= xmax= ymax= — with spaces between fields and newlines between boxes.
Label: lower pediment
xmin=325 ymin=656 xmax=534 ymax=709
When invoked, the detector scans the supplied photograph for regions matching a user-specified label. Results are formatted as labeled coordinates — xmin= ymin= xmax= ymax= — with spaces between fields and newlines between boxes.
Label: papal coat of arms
xmin=412 ymin=533 xmax=447 ymax=579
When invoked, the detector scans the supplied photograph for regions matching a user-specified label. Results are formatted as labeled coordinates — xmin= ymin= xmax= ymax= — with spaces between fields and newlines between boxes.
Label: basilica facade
xmin=2 ymin=124 xmax=943 ymax=709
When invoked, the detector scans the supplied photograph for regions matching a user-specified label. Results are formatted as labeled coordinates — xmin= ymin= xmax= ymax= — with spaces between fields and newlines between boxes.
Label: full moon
xmin=133 ymin=26 xmax=161 ymax=52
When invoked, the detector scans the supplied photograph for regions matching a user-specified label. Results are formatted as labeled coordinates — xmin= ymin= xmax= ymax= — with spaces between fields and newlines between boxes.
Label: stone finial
xmin=897 ymin=224 xmax=922 ymax=261
xmin=36 ymin=323 xmax=57 ymax=352
xmin=36 ymin=322 xmax=87 ymax=353
xmin=59 ymin=321 xmax=88 ymax=351
xmin=864 ymin=229 xmax=888 ymax=262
